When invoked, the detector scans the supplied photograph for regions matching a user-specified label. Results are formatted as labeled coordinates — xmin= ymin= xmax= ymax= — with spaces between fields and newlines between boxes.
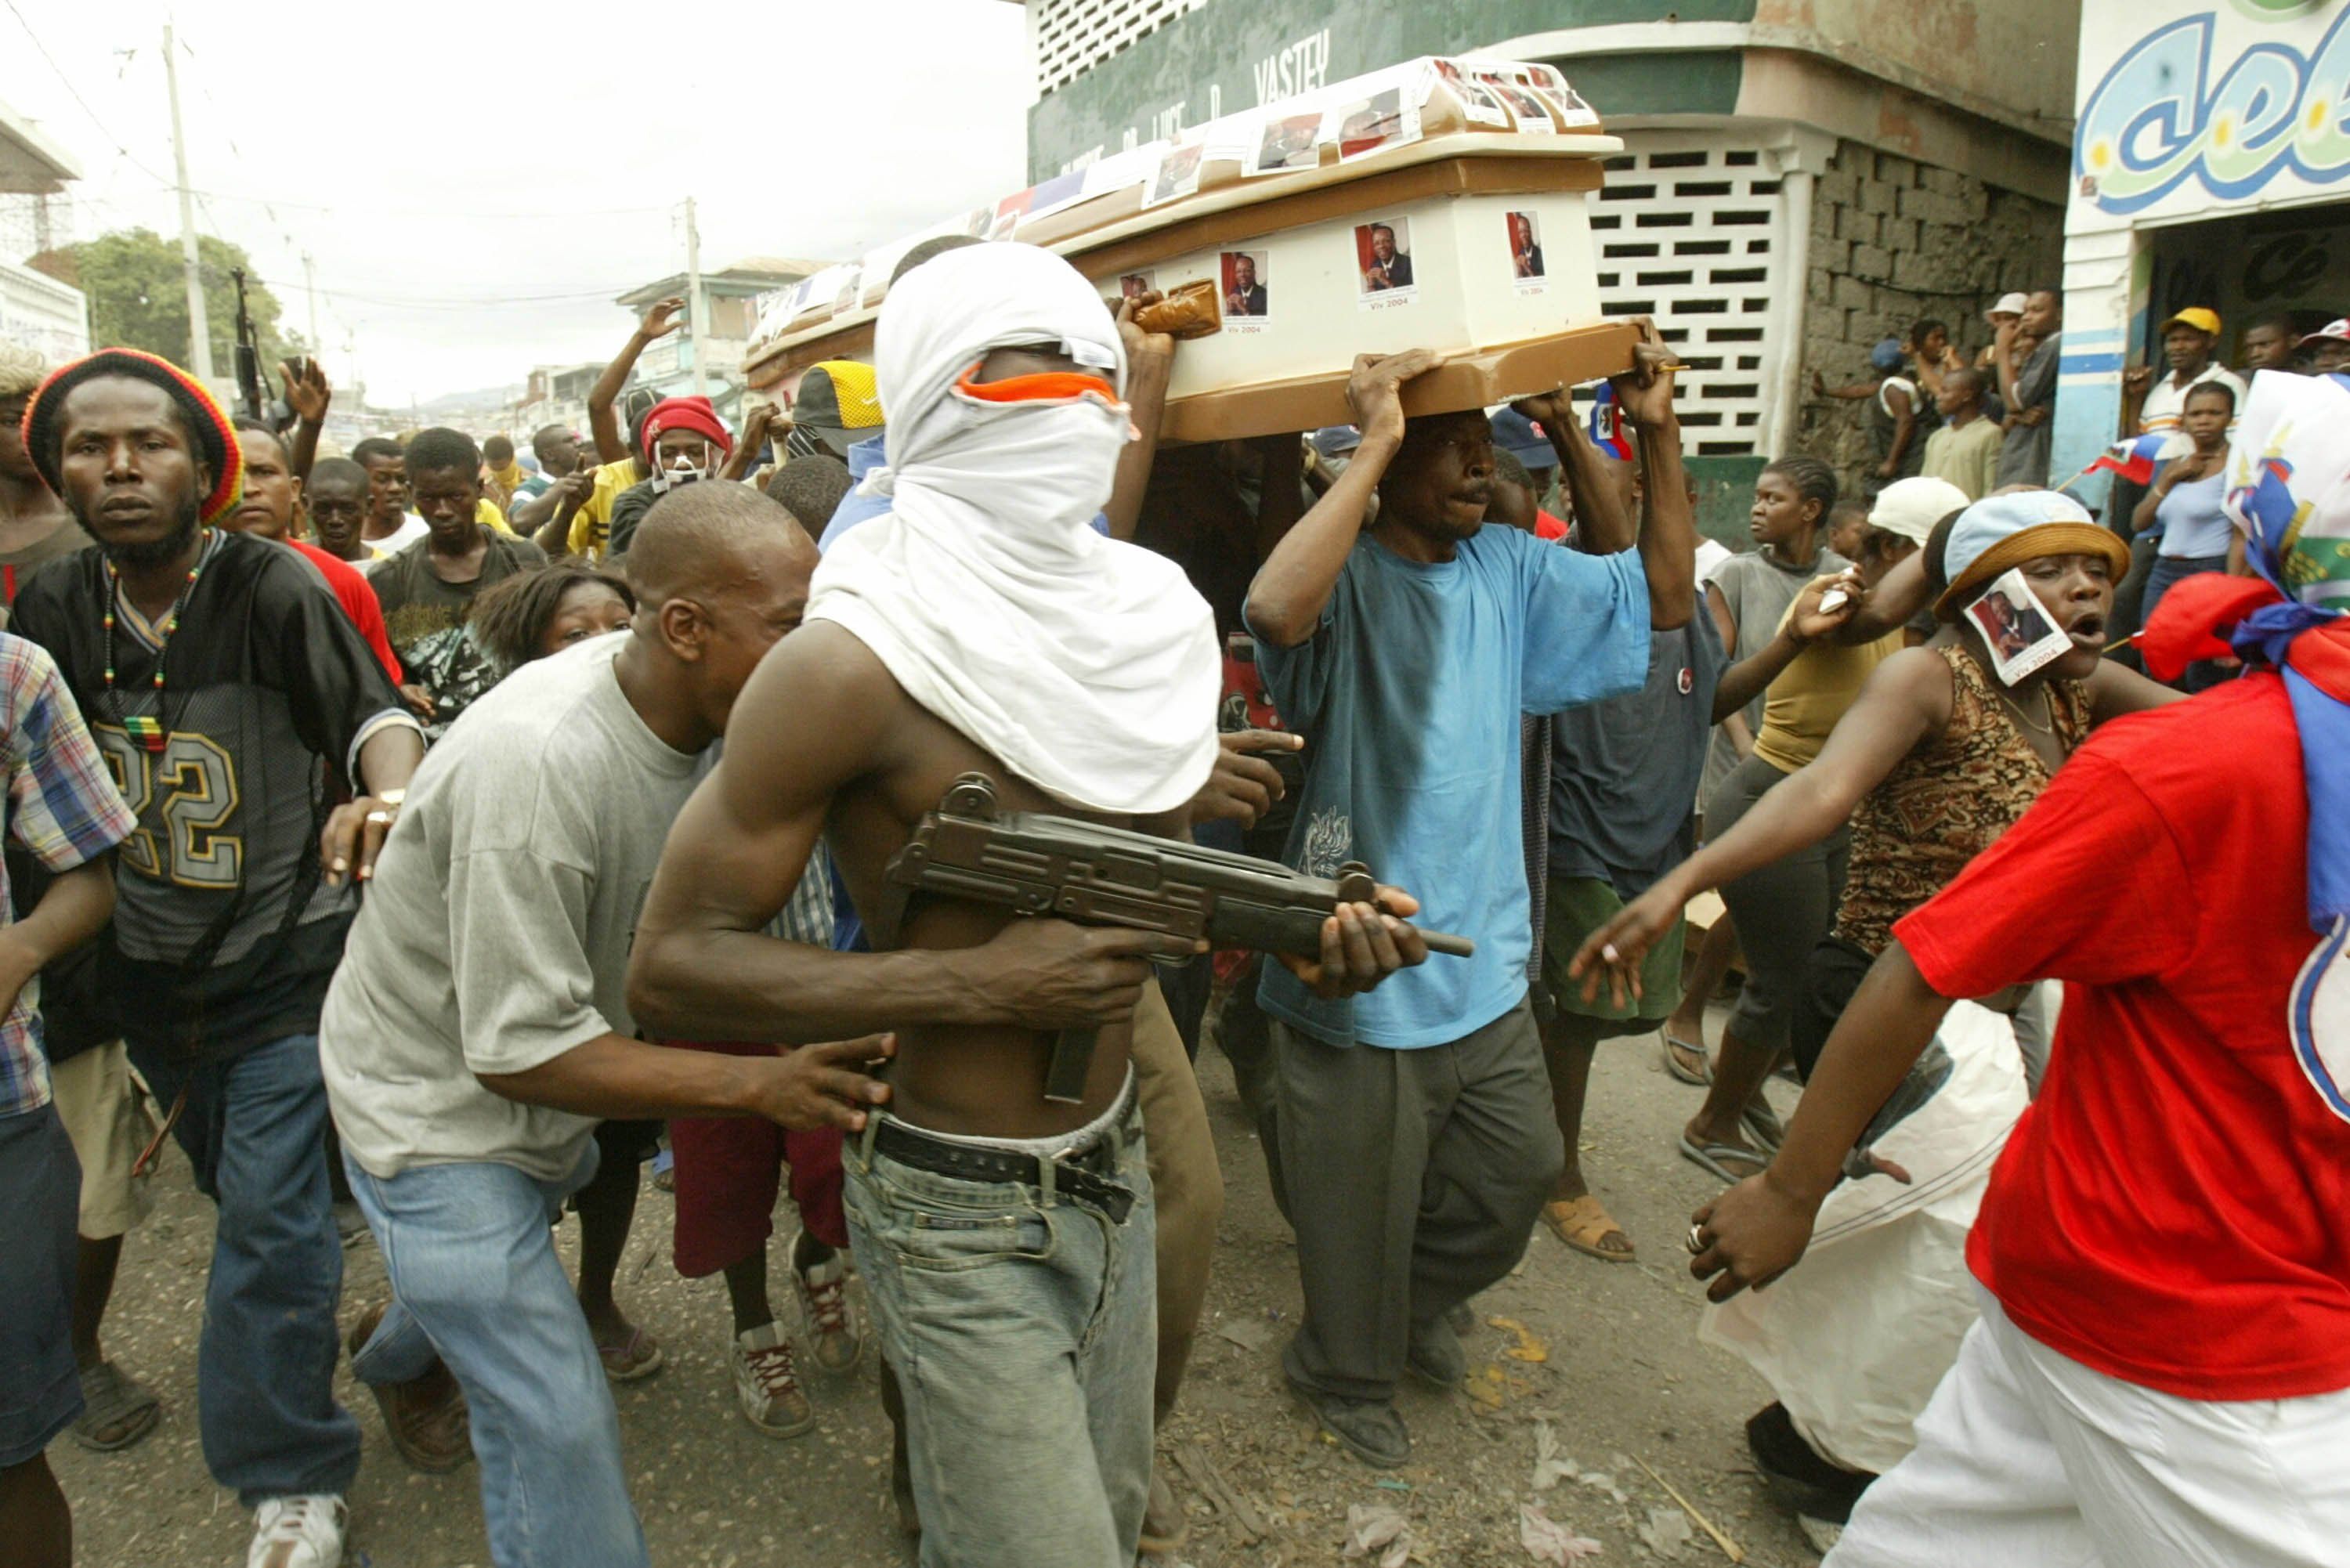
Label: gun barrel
xmin=1418 ymin=930 xmax=1476 ymax=959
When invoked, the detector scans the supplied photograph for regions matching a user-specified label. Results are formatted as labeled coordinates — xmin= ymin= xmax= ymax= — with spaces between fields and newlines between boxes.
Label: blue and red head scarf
xmin=2145 ymin=368 xmax=2350 ymax=1121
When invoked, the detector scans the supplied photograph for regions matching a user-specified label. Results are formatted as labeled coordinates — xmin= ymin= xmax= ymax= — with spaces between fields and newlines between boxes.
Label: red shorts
xmin=663 ymin=1040 xmax=848 ymax=1277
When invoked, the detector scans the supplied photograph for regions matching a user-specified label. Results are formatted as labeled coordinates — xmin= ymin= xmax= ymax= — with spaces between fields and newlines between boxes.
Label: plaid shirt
xmin=0 ymin=634 xmax=138 ymax=1116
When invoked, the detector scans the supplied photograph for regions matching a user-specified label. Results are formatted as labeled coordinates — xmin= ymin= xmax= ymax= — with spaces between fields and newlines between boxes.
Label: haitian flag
xmin=2214 ymin=370 xmax=2350 ymax=1122
xmin=1587 ymin=381 xmax=1632 ymax=461
xmin=2086 ymin=432 xmax=2174 ymax=486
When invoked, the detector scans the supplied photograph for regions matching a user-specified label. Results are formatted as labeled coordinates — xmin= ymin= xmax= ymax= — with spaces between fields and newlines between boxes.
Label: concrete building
xmin=616 ymin=258 xmax=825 ymax=418
xmin=2053 ymin=0 xmax=2350 ymax=500
xmin=1007 ymin=0 xmax=2081 ymax=522
xmin=1 ymin=99 xmax=89 ymax=361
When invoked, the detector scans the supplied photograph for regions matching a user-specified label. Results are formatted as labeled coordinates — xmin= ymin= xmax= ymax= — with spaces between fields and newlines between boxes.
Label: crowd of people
xmin=0 ymin=239 xmax=2343 ymax=1568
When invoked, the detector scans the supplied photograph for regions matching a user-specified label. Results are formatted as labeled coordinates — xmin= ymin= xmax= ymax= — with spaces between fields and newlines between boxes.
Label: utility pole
xmin=683 ymin=195 xmax=707 ymax=398
xmin=302 ymin=251 xmax=320 ymax=355
xmin=162 ymin=23 xmax=214 ymax=382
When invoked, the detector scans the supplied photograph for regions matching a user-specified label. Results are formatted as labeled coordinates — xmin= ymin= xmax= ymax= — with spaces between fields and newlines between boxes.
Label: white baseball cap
xmin=2298 ymin=318 xmax=2350 ymax=347
xmin=1868 ymin=476 xmax=1973 ymax=544
xmin=1985 ymin=291 xmax=2029 ymax=322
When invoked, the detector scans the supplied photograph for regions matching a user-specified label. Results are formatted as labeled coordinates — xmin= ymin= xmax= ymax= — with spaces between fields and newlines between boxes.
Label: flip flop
xmin=1541 ymin=1194 xmax=1636 ymax=1263
xmin=1661 ymin=1030 xmax=1712 ymax=1086
xmin=70 ymin=1360 xmax=161 ymax=1452
xmin=596 ymin=1325 xmax=666 ymax=1383
xmin=1679 ymin=1135 xmax=1770 ymax=1184
xmin=1741 ymin=1099 xmax=1786 ymax=1151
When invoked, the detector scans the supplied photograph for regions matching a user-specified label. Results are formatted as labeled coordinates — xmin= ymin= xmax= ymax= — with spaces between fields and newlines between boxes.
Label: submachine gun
xmin=870 ymin=773 xmax=1475 ymax=1104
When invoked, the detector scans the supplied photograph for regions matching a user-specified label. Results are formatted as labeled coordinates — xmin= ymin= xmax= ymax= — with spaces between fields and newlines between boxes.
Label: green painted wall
xmin=1687 ymin=455 xmax=1767 ymax=547
xmin=1026 ymin=0 xmax=1755 ymax=179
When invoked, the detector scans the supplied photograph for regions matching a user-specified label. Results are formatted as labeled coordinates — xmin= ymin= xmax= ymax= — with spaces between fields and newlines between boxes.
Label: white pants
xmin=1828 ymin=1287 xmax=2350 ymax=1568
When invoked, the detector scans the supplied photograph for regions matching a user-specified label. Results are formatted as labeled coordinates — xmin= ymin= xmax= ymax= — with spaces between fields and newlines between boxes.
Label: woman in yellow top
xmin=1679 ymin=457 xmax=1903 ymax=1178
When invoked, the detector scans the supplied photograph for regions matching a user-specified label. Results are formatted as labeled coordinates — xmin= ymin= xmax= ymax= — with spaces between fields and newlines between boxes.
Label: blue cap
xmin=1870 ymin=338 xmax=1907 ymax=374
xmin=1488 ymin=407 xmax=1554 ymax=469
xmin=1311 ymin=426 xmax=1361 ymax=459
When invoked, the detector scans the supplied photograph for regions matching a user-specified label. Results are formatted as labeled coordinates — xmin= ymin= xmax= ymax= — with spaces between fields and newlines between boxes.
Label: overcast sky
xmin=5 ymin=0 xmax=1033 ymax=405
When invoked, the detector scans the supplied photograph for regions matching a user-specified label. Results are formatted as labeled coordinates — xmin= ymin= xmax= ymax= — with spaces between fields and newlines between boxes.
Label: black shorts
xmin=0 ymin=1102 xmax=83 ymax=1465
xmin=1791 ymin=937 xmax=1876 ymax=1083
xmin=594 ymin=1117 xmax=663 ymax=1167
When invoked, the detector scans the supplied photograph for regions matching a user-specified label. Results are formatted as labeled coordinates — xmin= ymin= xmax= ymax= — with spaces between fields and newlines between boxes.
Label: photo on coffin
xmin=830 ymin=265 xmax=866 ymax=318
xmin=1325 ymin=85 xmax=1420 ymax=163
xmin=1508 ymin=211 xmax=1546 ymax=288
xmin=1473 ymin=67 xmax=1553 ymax=128
xmin=1520 ymin=63 xmax=1600 ymax=128
xmin=1118 ymin=271 xmax=1159 ymax=301
xmin=1146 ymin=142 xmax=1208 ymax=208
xmin=1221 ymin=250 xmax=1271 ymax=329
xmin=1355 ymin=218 xmax=1419 ymax=307
xmin=1251 ymin=110 xmax=1325 ymax=176
xmin=1434 ymin=58 xmax=1512 ymax=127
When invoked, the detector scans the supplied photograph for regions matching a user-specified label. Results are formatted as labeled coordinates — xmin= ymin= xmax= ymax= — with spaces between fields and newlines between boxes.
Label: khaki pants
xmin=1131 ymin=977 xmax=1224 ymax=1424
xmin=48 ymin=1041 xmax=156 ymax=1240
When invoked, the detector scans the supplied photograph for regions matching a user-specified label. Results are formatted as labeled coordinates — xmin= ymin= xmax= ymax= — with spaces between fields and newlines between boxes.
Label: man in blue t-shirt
xmin=1243 ymin=336 xmax=1688 ymax=1467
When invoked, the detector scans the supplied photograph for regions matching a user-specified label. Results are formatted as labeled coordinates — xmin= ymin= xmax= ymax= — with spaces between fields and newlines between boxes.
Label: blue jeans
xmin=131 ymin=1032 xmax=360 ymax=1505
xmin=344 ymin=1143 xmax=647 ymax=1568
xmin=845 ymin=1110 xmax=1156 ymax=1568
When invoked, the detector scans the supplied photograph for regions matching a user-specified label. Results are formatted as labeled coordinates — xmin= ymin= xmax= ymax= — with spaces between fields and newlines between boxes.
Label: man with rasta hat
xmin=12 ymin=348 xmax=425 ymax=1568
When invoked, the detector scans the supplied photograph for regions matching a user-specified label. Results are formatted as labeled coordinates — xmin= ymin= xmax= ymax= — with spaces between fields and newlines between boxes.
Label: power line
xmin=244 ymin=276 xmax=636 ymax=310
xmin=2 ymin=0 xmax=173 ymax=187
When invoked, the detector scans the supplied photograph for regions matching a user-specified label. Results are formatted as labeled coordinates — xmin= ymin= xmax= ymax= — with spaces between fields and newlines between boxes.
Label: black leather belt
xmin=872 ymin=1119 xmax=1137 ymax=1226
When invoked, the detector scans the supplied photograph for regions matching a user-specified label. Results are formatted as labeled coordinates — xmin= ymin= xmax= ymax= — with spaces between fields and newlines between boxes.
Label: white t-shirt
xmin=367 ymin=513 xmax=430 ymax=555
xmin=320 ymin=634 xmax=703 ymax=1180
xmin=2138 ymin=363 xmax=2247 ymax=441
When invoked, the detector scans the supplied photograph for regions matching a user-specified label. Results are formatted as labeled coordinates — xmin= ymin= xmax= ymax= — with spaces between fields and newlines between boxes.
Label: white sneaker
xmin=248 ymin=1494 xmax=347 ymax=1568
xmin=789 ymin=1233 xmax=864 ymax=1376
xmin=730 ymin=1321 xmax=815 ymax=1438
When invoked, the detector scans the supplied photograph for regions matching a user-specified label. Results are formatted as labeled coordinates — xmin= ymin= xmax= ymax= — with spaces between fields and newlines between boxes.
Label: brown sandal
xmin=1541 ymin=1195 xmax=1636 ymax=1263
xmin=346 ymin=1304 xmax=472 ymax=1472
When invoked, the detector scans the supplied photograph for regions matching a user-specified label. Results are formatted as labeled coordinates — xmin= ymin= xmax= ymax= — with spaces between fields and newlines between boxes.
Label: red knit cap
xmin=639 ymin=396 xmax=732 ymax=462
xmin=20 ymin=348 xmax=244 ymax=526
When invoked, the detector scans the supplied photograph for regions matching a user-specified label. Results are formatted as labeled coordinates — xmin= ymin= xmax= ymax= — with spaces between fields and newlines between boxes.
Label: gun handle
xmin=1044 ymin=1027 xmax=1098 ymax=1106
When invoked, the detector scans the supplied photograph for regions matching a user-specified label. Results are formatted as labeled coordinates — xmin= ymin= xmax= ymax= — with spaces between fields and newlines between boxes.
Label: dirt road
xmin=54 ymin=1015 xmax=1824 ymax=1567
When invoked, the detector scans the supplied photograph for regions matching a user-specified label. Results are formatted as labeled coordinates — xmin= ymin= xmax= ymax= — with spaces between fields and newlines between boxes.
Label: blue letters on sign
xmin=2076 ymin=9 xmax=2350 ymax=214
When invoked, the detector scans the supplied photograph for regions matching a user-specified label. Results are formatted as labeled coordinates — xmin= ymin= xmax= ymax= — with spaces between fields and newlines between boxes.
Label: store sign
xmin=2076 ymin=5 xmax=2350 ymax=215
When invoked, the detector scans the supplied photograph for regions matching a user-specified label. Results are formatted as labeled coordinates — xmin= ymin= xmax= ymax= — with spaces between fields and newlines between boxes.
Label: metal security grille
xmin=1588 ymin=135 xmax=1788 ymax=457
xmin=1031 ymin=0 xmax=1212 ymax=95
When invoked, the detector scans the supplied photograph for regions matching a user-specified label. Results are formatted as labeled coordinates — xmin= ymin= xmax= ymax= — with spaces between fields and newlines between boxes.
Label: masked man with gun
xmin=627 ymin=242 xmax=1430 ymax=1567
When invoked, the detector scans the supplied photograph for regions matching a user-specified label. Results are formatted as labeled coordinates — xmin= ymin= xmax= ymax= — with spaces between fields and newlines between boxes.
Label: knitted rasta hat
xmin=20 ymin=348 xmax=244 ymax=526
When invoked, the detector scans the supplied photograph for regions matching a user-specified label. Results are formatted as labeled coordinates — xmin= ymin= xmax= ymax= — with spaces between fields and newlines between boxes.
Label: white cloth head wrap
xmin=803 ymin=242 xmax=1220 ymax=815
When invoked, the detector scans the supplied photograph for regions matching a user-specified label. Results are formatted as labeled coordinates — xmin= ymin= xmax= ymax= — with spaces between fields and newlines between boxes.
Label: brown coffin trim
xmin=1158 ymin=320 xmax=1640 ymax=445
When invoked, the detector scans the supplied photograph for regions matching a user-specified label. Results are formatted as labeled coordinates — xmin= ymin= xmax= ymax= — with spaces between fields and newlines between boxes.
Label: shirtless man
xmin=628 ymin=242 xmax=1425 ymax=1566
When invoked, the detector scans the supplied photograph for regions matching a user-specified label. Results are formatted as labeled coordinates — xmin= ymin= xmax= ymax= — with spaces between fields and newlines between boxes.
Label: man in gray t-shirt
xmin=320 ymin=487 xmax=883 ymax=1568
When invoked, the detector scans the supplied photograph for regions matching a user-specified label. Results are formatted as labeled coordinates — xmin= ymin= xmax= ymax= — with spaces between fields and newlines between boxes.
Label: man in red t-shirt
xmin=230 ymin=421 xmax=403 ymax=684
xmin=1687 ymin=650 xmax=2350 ymax=1564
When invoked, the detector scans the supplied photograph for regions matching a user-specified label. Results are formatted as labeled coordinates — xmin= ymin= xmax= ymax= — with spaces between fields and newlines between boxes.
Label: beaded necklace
xmin=103 ymin=530 xmax=210 ymax=753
